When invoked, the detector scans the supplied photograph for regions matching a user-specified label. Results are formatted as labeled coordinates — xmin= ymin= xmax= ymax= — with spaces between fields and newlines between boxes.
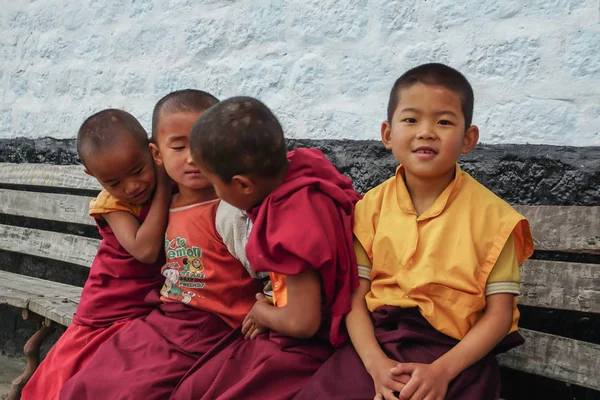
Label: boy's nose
xmin=125 ymin=181 xmax=141 ymax=194
xmin=417 ymin=126 xmax=437 ymax=140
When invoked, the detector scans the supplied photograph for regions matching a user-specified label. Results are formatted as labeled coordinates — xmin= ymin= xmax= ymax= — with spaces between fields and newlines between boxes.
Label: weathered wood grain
xmin=0 ymin=188 xmax=95 ymax=226
xmin=0 ymin=270 xmax=82 ymax=326
xmin=0 ymin=163 xmax=101 ymax=191
xmin=498 ymin=328 xmax=600 ymax=390
xmin=29 ymin=296 xmax=79 ymax=326
xmin=0 ymin=224 xmax=99 ymax=268
xmin=520 ymin=259 xmax=600 ymax=313
xmin=515 ymin=205 xmax=600 ymax=254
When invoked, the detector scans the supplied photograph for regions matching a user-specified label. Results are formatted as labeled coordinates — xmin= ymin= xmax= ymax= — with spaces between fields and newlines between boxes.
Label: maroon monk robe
xmin=246 ymin=148 xmax=362 ymax=346
xmin=74 ymin=203 xmax=166 ymax=327
xmin=293 ymin=306 xmax=525 ymax=400
xmin=22 ymin=202 xmax=165 ymax=400
xmin=171 ymin=148 xmax=362 ymax=400
xmin=59 ymin=295 xmax=233 ymax=400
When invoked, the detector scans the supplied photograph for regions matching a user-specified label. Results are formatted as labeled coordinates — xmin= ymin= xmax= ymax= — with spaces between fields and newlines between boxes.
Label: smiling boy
xmin=295 ymin=63 xmax=534 ymax=400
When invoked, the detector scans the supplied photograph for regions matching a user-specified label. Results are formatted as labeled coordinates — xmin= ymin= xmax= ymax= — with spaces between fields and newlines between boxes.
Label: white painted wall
xmin=0 ymin=0 xmax=598 ymax=145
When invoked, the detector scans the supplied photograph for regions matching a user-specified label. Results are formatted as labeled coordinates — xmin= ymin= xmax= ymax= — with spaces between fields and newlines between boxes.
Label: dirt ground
xmin=0 ymin=355 xmax=26 ymax=400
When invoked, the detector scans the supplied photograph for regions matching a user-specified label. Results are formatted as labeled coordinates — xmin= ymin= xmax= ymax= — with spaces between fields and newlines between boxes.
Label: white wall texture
xmin=0 ymin=0 xmax=598 ymax=145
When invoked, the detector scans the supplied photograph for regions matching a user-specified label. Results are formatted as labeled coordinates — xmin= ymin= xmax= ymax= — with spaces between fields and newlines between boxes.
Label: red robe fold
xmin=22 ymin=203 xmax=165 ymax=400
xmin=59 ymin=300 xmax=233 ymax=400
xmin=74 ymin=204 xmax=166 ymax=327
xmin=246 ymin=148 xmax=362 ymax=346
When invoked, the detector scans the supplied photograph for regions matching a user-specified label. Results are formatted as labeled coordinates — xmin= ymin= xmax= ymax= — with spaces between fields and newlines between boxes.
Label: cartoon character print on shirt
xmin=160 ymin=236 xmax=207 ymax=304
xmin=160 ymin=265 xmax=184 ymax=298
xmin=183 ymin=256 xmax=204 ymax=273
xmin=181 ymin=291 xmax=197 ymax=304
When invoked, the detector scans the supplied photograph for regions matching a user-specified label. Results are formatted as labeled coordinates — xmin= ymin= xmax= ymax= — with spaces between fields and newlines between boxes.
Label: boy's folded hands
xmin=390 ymin=362 xmax=449 ymax=400
xmin=370 ymin=355 xmax=410 ymax=400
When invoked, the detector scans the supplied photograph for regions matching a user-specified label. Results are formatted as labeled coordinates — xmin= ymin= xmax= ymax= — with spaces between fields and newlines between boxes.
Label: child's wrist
xmin=431 ymin=357 xmax=458 ymax=382
xmin=363 ymin=351 xmax=387 ymax=375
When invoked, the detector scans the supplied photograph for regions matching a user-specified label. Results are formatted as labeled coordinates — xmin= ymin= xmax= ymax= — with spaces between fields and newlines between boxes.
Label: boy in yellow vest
xmin=294 ymin=63 xmax=534 ymax=400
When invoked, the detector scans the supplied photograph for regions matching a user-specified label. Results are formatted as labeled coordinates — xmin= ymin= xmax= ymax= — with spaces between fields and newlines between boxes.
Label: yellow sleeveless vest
xmin=354 ymin=164 xmax=534 ymax=340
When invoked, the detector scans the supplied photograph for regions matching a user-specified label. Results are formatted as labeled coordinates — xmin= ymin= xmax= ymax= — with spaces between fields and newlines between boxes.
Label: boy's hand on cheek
xmin=369 ymin=356 xmax=410 ymax=400
xmin=241 ymin=293 xmax=271 ymax=340
xmin=155 ymin=165 xmax=171 ymax=190
xmin=392 ymin=362 xmax=449 ymax=400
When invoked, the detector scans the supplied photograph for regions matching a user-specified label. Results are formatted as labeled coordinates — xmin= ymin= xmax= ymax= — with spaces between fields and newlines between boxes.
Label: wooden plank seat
xmin=0 ymin=162 xmax=598 ymax=397
xmin=497 ymin=206 xmax=600 ymax=391
xmin=0 ymin=163 xmax=99 ymax=400
xmin=0 ymin=270 xmax=82 ymax=327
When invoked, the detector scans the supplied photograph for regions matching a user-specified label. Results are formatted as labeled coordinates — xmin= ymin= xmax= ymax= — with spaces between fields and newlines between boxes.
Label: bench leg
xmin=6 ymin=321 xmax=55 ymax=400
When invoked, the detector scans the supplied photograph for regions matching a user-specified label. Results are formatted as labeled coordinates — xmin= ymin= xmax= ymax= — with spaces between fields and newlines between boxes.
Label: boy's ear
xmin=231 ymin=175 xmax=255 ymax=194
xmin=149 ymin=143 xmax=163 ymax=165
xmin=462 ymin=125 xmax=479 ymax=154
xmin=381 ymin=121 xmax=393 ymax=150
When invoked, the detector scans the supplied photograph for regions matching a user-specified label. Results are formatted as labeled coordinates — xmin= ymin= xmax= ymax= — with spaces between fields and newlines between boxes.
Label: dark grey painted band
xmin=2 ymin=137 xmax=595 ymax=206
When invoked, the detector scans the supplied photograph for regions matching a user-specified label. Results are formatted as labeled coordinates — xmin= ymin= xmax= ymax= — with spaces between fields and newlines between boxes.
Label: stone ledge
xmin=290 ymin=139 xmax=600 ymax=206
xmin=0 ymin=137 xmax=598 ymax=206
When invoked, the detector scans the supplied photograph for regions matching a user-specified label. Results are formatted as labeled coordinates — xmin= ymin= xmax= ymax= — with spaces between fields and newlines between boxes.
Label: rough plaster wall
xmin=0 ymin=0 xmax=598 ymax=145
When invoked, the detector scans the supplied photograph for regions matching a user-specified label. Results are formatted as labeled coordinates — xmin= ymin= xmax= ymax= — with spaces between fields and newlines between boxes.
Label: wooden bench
xmin=0 ymin=162 xmax=598 ymax=398
xmin=497 ymin=205 xmax=600 ymax=393
xmin=0 ymin=163 xmax=101 ymax=400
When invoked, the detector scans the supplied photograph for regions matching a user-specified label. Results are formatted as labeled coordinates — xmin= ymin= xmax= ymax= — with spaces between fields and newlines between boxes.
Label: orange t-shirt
xmin=160 ymin=199 xmax=261 ymax=328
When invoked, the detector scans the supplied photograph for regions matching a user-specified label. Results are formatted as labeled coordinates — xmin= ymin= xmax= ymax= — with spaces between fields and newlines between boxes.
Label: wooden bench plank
xmin=0 ymin=270 xmax=82 ymax=299
xmin=0 ymin=188 xmax=95 ymax=226
xmin=515 ymin=206 xmax=600 ymax=254
xmin=29 ymin=296 xmax=79 ymax=326
xmin=0 ymin=270 xmax=82 ymax=326
xmin=520 ymin=259 xmax=600 ymax=313
xmin=0 ymin=287 xmax=31 ymax=308
xmin=0 ymin=163 xmax=101 ymax=191
xmin=498 ymin=328 xmax=600 ymax=390
xmin=0 ymin=224 xmax=99 ymax=268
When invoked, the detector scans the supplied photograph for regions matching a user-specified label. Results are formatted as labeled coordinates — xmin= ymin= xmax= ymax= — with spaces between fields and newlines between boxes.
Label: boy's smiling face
xmin=85 ymin=135 xmax=156 ymax=205
xmin=382 ymin=83 xmax=478 ymax=184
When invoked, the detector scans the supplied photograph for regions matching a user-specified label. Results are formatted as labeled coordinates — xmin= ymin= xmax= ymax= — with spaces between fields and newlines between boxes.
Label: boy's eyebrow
xmin=166 ymin=135 xmax=188 ymax=143
xmin=127 ymin=163 xmax=144 ymax=173
xmin=102 ymin=177 xmax=120 ymax=184
xmin=398 ymin=108 xmax=459 ymax=118
xmin=398 ymin=107 xmax=421 ymax=114
xmin=101 ymin=163 xmax=144 ymax=184
xmin=435 ymin=110 xmax=459 ymax=118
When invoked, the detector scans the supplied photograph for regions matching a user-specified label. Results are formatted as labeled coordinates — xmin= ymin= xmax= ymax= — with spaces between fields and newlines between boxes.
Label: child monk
xmin=22 ymin=109 xmax=170 ymax=400
xmin=294 ymin=63 xmax=534 ymax=400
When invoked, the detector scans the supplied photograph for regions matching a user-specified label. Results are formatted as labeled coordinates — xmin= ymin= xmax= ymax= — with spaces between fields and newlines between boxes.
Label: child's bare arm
xmin=243 ymin=269 xmax=322 ymax=339
xmin=104 ymin=168 xmax=171 ymax=264
xmin=347 ymin=279 xmax=409 ymax=400
xmin=393 ymin=293 xmax=514 ymax=400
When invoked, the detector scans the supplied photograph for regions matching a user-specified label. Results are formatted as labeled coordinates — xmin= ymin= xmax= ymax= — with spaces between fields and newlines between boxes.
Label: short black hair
xmin=190 ymin=96 xmax=288 ymax=182
xmin=77 ymin=109 xmax=148 ymax=167
xmin=387 ymin=63 xmax=475 ymax=128
xmin=151 ymin=89 xmax=219 ymax=141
